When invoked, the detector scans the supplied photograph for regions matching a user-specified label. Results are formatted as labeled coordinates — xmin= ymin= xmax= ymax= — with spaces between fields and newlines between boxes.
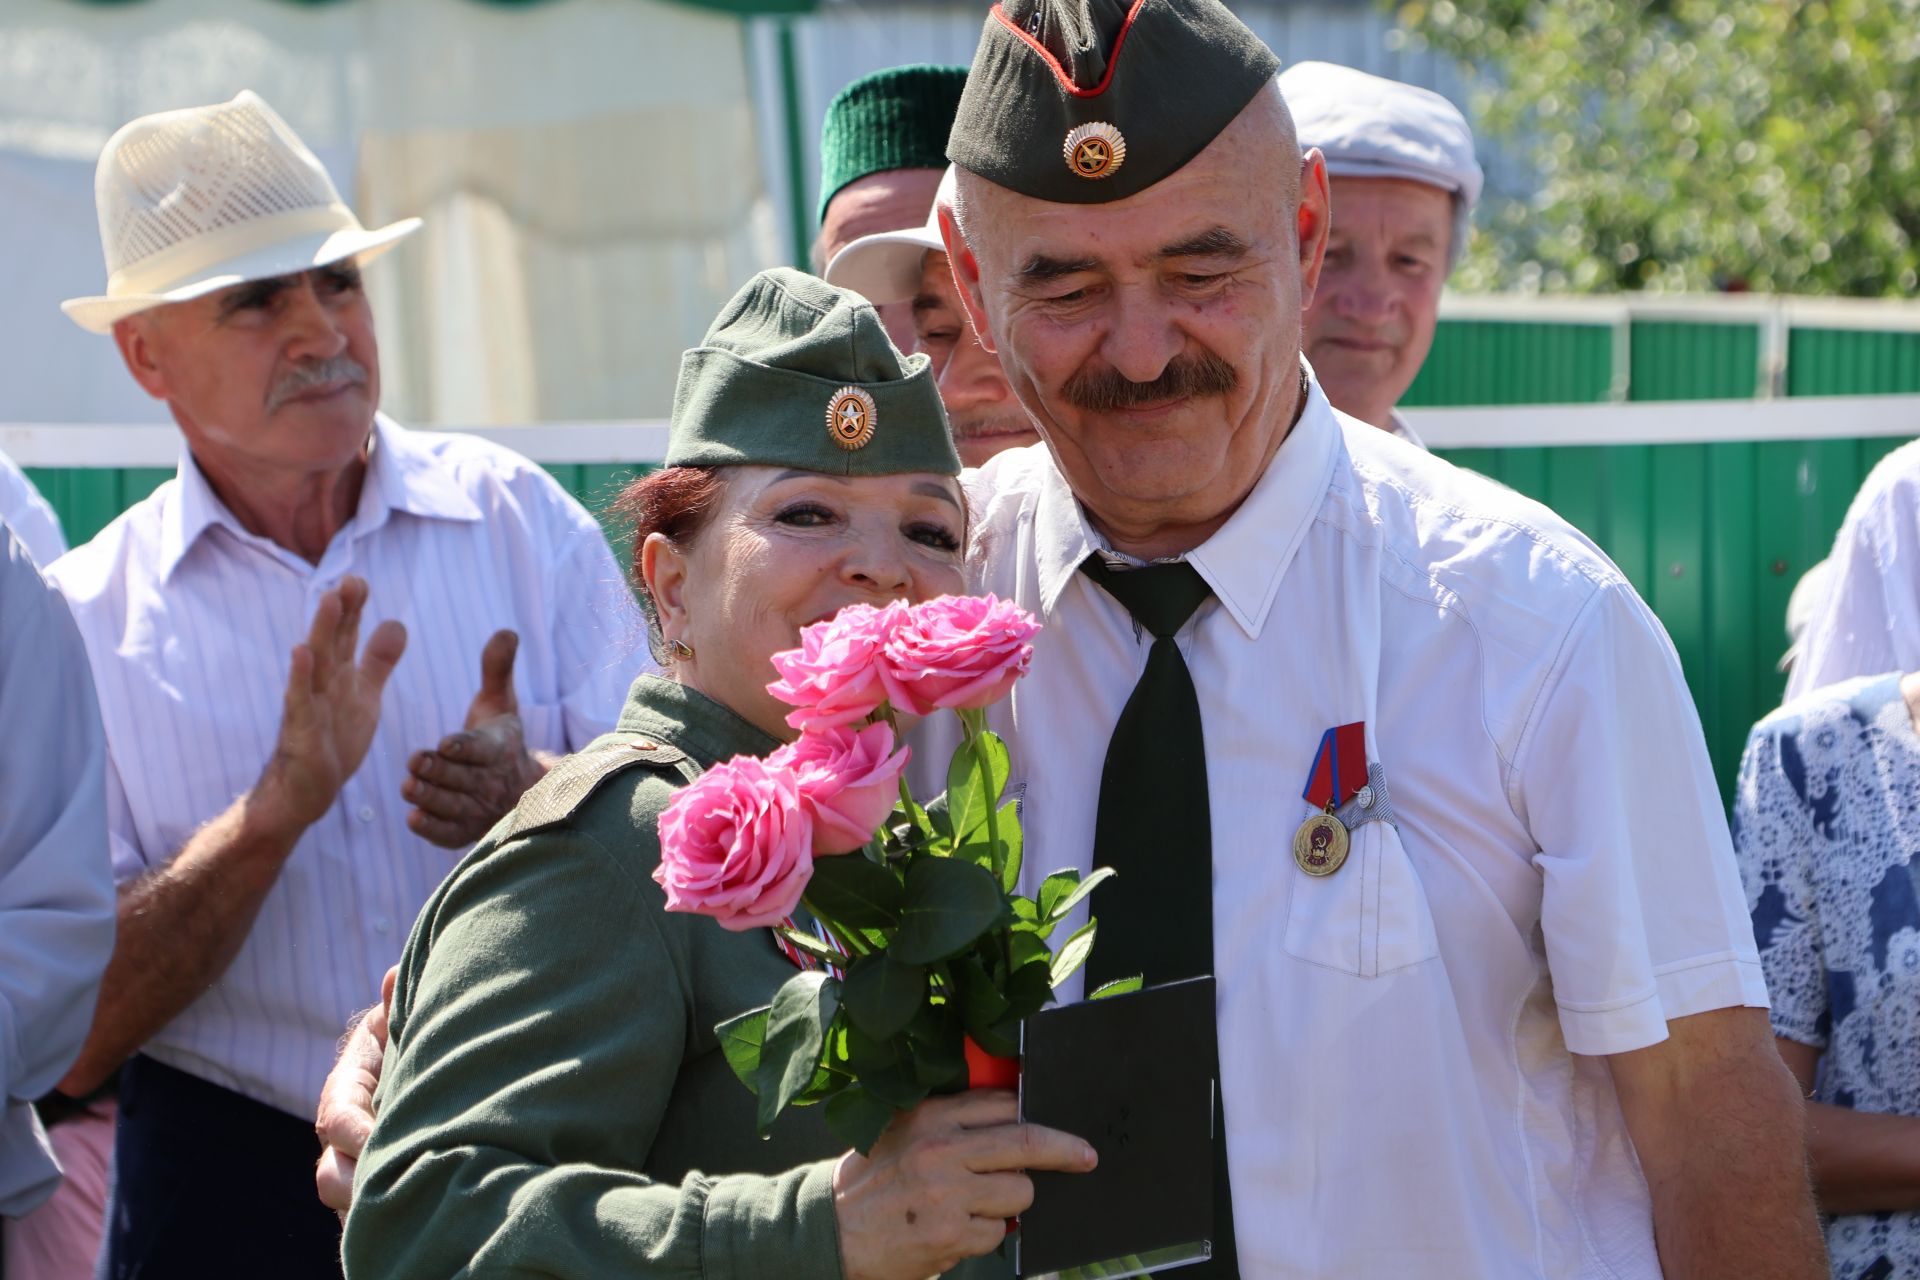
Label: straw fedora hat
xmin=62 ymin=90 xmax=420 ymax=334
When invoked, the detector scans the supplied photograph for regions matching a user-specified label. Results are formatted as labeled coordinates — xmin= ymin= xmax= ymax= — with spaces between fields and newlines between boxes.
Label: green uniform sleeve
xmin=340 ymin=818 xmax=845 ymax=1280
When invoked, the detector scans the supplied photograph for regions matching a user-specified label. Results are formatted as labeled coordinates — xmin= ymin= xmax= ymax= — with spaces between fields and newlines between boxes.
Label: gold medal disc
xmin=1292 ymin=811 xmax=1350 ymax=877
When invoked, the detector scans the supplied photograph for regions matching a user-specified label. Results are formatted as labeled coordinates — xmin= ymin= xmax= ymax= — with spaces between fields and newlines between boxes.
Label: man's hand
xmin=260 ymin=576 xmax=408 ymax=835
xmin=1608 ymin=1006 xmax=1827 ymax=1279
xmin=316 ymin=965 xmax=397 ymax=1217
xmin=402 ymin=630 xmax=548 ymax=848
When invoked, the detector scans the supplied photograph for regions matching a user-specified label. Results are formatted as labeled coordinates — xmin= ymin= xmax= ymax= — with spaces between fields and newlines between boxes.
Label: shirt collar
xmin=1387 ymin=408 xmax=1427 ymax=450
xmin=1033 ymin=370 xmax=1343 ymax=640
xmin=157 ymin=414 xmax=483 ymax=582
xmin=618 ymin=674 xmax=784 ymax=769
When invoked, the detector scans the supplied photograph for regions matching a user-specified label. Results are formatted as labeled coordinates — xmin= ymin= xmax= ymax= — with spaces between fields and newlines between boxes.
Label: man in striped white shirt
xmin=45 ymin=92 xmax=651 ymax=1278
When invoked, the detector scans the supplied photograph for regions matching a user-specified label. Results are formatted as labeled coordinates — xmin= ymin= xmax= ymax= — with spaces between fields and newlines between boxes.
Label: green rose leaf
xmin=912 ymin=1026 xmax=967 ymax=1090
xmin=754 ymin=971 xmax=839 ymax=1134
xmin=1049 ymin=918 xmax=1098 ymax=990
xmin=1005 ymin=957 xmax=1056 ymax=1019
xmin=825 ymin=1086 xmax=897 ymax=1157
xmin=996 ymin=801 xmax=1024 ymax=893
xmin=841 ymin=954 xmax=926 ymax=1041
xmin=715 ymin=1007 xmax=768 ymax=1095
xmin=1010 ymin=928 xmax=1049 ymax=969
xmin=1090 ymin=975 xmax=1144 ymax=1000
xmin=844 ymin=1020 xmax=904 ymax=1072
xmin=971 ymin=1015 xmax=1021 ymax=1060
xmin=924 ymin=792 xmax=955 ymax=848
xmin=1042 ymin=866 xmax=1115 ymax=926
xmin=803 ymin=853 xmax=905 ymax=929
xmin=956 ymin=954 xmax=1013 ymax=1044
xmin=890 ymin=857 xmax=1005 ymax=964
xmin=945 ymin=732 xmax=1011 ymax=842
xmin=1037 ymin=870 xmax=1079 ymax=921
xmin=860 ymin=1059 xmax=931 ymax=1111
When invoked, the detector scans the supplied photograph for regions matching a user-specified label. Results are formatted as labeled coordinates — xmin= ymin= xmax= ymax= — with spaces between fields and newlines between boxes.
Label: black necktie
xmin=1081 ymin=555 xmax=1214 ymax=987
xmin=1079 ymin=554 xmax=1239 ymax=1277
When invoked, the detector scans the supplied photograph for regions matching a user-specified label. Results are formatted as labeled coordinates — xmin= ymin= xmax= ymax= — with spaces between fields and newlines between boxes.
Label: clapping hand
xmin=260 ymin=576 xmax=407 ymax=834
xmin=402 ymin=630 xmax=547 ymax=848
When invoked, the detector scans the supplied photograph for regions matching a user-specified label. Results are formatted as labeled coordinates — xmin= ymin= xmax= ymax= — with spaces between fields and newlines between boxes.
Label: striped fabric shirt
xmin=46 ymin=417 xmax=654 ymax=1120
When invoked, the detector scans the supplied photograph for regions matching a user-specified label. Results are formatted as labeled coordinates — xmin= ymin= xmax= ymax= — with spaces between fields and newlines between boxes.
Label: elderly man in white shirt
xmin=46 ymin=91 xmax=649 ymax=1278
xmin=1786 ymin=437 xmax=1920 ymax=697
xmin=1280 ymin=61 xmax=1483 ymax=450
xmin=936 ymin=0 xmax=1824 ymax=1274
xmin=0 ymin=527 xmax=112 ymax=1261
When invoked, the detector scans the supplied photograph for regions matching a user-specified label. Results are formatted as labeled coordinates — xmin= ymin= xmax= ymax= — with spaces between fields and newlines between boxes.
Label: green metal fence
xmin=21 ymin=298 xmax=1920 ymax=804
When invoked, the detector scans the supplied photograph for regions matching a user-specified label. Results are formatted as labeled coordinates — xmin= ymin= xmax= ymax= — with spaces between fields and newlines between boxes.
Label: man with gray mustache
xmin=43 ymin=92 xmax=650 ymax=1278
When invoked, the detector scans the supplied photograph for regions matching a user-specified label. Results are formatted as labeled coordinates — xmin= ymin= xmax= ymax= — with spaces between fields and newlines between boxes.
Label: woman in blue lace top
xmin=1734 ymin=671 xmax=1920 ymax=1280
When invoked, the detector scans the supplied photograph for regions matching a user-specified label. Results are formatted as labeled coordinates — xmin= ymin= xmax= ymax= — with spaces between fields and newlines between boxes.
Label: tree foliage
xmin=1393 ymin=0 xmax=1920 ymax=295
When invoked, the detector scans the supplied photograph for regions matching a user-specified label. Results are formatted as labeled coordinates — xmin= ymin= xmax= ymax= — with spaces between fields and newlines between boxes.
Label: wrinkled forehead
xmin=973 ymin=175 xmax=1282 ymax=280
xmin=957 ymin=88 xmax=1300 ymax=277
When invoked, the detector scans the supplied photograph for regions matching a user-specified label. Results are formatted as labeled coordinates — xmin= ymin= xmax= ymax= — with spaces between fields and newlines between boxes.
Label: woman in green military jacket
xmin=340 ymin=270 xmax=1094 ymax=1280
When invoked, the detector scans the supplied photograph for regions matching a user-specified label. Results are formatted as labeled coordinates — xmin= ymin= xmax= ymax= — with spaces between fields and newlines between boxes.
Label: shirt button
xmin=373 ymin=916 xmax=392 ymax=934
xmin=357 ymin=805 xmax=375 ymax=822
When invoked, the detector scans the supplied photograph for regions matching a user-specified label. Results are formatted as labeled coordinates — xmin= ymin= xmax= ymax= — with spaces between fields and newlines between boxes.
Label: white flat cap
xmin=1278 ymin=61 xmax=1483 ymax=208
xmin=823 ymin=164 xmax=955 ymax=307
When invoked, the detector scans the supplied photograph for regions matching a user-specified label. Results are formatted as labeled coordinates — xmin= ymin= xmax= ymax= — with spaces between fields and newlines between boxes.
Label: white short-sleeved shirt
xmin=1787 ymin=437 xmax=1920 ymax=698
xmin=0 ymin=448 xmax=66 ymax=571
xmin=46 ymin=417 xmax=653 ymax=1120
xmin=961 ymin=380 xmax=1765 ymax=1278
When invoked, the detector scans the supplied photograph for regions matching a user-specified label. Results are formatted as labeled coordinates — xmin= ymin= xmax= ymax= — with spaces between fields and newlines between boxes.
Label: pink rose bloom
xmin=766 ymin=600 xmax=910 ymax=731
xmin=654 ymin=755 xmax=815 ymax=931
xmin=879 ymin=594 xmax=1041 ymax=716
xmin=772 ymin=722 xmax=911 ymax=855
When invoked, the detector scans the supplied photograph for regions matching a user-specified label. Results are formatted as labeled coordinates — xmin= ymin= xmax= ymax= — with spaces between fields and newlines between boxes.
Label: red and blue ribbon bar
xmin=1303 ymin=722 xmax=1368 ymax=811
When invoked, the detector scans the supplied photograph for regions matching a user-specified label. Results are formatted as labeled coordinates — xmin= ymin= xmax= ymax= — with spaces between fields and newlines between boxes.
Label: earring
xmin=668 ymin=638 xmax=696 ymax=660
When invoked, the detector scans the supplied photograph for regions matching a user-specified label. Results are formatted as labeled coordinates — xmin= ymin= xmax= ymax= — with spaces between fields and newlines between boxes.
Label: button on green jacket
xmin=344 ymin=675 xmax=1008 ymax=1279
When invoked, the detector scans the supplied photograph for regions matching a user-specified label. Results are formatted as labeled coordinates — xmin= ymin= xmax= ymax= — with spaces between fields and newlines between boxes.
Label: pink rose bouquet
xmin=653 ymin=594 xmax=1119 ymax=1151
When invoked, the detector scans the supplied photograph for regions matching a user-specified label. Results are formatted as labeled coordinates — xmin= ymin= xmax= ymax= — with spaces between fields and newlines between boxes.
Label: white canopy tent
xmin=0 ymin=0 xmax=785 ymax=426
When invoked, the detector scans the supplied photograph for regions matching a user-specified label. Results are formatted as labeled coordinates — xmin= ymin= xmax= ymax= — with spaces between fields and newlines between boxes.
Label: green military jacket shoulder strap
xmin=498 ymin=734 xmax=697 ymax=843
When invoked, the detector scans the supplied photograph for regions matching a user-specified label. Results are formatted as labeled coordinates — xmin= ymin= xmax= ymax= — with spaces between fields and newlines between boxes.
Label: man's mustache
xmin=1061 ymin=351 xmax=1238 ymax=413
xmin=267 ymin=355 xmax=369 ymax=411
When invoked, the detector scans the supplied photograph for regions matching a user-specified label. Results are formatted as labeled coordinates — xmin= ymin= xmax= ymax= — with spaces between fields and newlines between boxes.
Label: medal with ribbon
xmin=1293 ymin=722 xmax=1367 ymax=877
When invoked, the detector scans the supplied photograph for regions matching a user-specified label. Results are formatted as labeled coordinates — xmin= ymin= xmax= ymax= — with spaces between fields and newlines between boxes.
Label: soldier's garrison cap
xmin=947 ymin=0 xmax=1280 ymax=204
xmin=666 ymin=268 xmax=961 ymax=477
xmin=818 ymin=65 xmax=970 ymax=222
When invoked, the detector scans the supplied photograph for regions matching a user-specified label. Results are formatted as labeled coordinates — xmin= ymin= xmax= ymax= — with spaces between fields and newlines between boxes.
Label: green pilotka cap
xmin=946 ymin=0 xmax=1280 ymax=205
xmin=666 ymin=268 xmax=962 ymax=477
xmin=817 ymin=65 xmax=970 ymax=223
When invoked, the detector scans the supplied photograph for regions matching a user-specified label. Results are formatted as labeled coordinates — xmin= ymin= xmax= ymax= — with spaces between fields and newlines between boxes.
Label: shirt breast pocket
xmin=1282 ymin=820 xmax=1440 ymax=977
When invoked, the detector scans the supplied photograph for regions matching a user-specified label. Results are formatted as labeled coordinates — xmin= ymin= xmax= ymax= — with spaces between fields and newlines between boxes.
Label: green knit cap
xmin=817 ymin=64 xmax=970 ymax=222
xmin=947 ymin=0 xmax=1280 ymax=204
xmin=666 ymin=268 xmax=960 ymax=478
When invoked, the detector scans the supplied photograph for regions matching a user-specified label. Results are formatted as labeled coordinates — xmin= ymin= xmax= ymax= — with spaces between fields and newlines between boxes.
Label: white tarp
xmin=0 ymin=0 xmax=783 ymax=425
